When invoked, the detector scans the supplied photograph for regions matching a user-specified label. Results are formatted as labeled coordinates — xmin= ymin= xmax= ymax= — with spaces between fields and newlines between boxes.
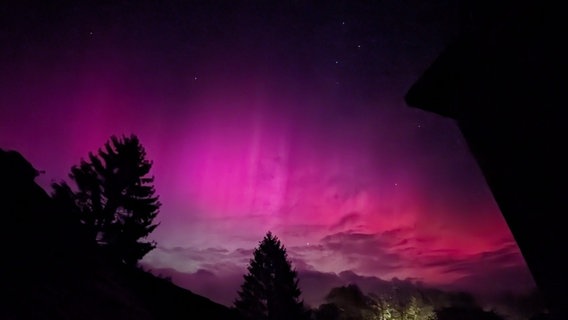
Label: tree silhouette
xmin=53 ymin=134 xmax=160 ymax=266
xmin=234 ymin=231 xmax=308 ymax=320
xmin=324 ymin=284 xmax=373 ymax=320
xmin=313 ymin=303 xmax=341 ymax=320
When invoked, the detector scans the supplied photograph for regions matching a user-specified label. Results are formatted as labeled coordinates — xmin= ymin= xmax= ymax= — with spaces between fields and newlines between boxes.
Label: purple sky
xmin=0 ymin=1 xmax=535 ymax=307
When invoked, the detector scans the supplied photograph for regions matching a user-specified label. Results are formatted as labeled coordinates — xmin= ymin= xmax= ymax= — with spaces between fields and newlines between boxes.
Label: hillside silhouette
xmin=0 ymin=148 xmax=239 ymax=320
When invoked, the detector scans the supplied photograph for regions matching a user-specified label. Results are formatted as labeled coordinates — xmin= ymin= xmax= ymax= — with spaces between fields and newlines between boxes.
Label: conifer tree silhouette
xmin=235 ymin=231 xmax=308 ymax=320
xmin=53 ymin=134 xmax=160 ymax=266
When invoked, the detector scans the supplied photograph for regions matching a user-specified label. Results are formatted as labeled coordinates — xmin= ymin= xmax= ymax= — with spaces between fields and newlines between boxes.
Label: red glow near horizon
xmin=0 ymin=1 xmax=537 ymax=304
xmin=0 ymin=68 xmax=529 ymax=294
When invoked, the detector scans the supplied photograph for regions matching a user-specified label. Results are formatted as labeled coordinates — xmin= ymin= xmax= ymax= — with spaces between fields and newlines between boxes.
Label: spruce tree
xmin=53 ymin=134 xmax=160 ymax=266
xmin=235 ymin=231 xmax=307 ymax=320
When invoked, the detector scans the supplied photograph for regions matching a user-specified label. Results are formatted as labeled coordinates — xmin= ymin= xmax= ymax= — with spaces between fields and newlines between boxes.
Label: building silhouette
xmin=405 ymin=2 xmax=566 ymax=319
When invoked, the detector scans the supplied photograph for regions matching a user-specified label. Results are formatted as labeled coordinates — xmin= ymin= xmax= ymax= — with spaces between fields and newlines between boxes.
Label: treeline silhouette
xmin=311 ymin=284 xmax=506 ymax=320
xmin=1 ymin=136 xmax=238 ymax=320
xmin=233 ymin=231 xmax=547 ymax=320
xmin=0 ymin=135 xmax=550 ymax=320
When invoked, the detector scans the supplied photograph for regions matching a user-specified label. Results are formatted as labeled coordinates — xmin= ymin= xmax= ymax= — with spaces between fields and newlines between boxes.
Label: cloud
xmin=329 ymin=212 xmax=362 ymax=231
xmin=298 ymin=270 xmax=345 ymax=307
xmin=143 ymin=243 xmax=319 ymax=305
xmin=447 ymin=265 xmax=536 ymax=297
xmin=418 ymin=242 xmax=526 ymax=276
xmin=150 ymin=266 xmax=398 ymax=308
xmin=144 ymin=229 xmax=534 ymax=308
xmin=145 ymin=244 xmax=316 ymax=306
xmin=274 ymin=223 xmax=329 ymax=239
xmin=316 ymin=230 xmax=408 ymax=276
xmin=144 ymin=245 xmax=253 ymax=274
xmin=297 ymin=229 xmax=532 ymax=288
xmin=289 ymin=256 xmax=317 ymax=271
xmin=148 ymin=267 xmax=244 ymax=306
xmin=147 ymin=242 xmax=536 ymax=310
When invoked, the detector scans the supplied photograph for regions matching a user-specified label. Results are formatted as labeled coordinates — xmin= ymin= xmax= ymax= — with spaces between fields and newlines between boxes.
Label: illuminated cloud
xmin=1 ymin=0 xmax=535 ymax=307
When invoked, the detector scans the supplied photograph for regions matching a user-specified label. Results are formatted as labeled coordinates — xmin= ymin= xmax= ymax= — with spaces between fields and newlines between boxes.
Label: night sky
xmin=0 ymin=0 xmax=535 ymax=306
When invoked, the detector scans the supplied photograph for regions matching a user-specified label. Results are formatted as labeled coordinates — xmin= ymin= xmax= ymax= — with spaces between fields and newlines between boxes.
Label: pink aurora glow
xmin=0 ymin=2 xmax=535 ymax=302
xmin=1 ymin=67 xmax=526 ymax=287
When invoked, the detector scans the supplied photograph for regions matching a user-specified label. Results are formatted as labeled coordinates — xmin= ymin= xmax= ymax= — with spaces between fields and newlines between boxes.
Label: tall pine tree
xmin=53 ymin=134 xmax=160 ymax=266
xmin=235 ymin=231 xmax=308 ymax=320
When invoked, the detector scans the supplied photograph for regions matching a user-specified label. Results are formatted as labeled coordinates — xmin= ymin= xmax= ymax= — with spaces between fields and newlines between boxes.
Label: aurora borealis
xmin=0 ymin=0 xmax=535 ymax=306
